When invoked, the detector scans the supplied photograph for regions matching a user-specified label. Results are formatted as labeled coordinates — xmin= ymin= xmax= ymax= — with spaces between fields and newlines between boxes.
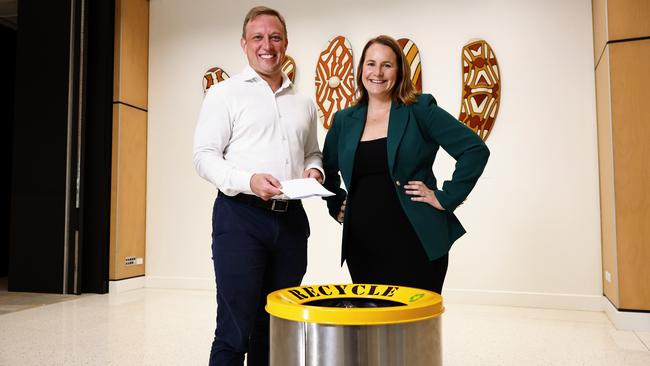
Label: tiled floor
xmin=0 ymin=288 xmax=648 ymax=365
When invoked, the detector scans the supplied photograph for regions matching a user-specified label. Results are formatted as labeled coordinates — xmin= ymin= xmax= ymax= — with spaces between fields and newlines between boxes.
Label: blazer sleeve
xmin=414 ymin=94 xmax=490 ymax=212
xmin=322 ymin=111 xmax=347 ymax=221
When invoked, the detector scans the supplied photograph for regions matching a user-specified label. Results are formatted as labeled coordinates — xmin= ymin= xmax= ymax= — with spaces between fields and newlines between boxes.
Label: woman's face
xmin=362 ymin=43 xmax=398 ymax=101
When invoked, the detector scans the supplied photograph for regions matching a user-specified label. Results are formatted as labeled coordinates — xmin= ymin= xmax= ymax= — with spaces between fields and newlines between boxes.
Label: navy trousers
xmin=208 ymin=193 xmax=309 ymax=366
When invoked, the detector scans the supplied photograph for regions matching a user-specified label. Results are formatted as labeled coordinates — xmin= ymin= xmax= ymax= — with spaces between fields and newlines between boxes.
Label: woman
xmin=322 ymin=35 xmax=489 ymax=293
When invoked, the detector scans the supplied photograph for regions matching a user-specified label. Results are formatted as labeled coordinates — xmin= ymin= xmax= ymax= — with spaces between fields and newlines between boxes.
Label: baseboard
xmin=602 ymin=297 xmax=650 ymax=332
xmin=145 ymin=276 xmax=214 ymax=290
xmin=108 ymin=276 xmax=145 ymax=293
xmin=442 ymin=288 xmax=604 ymax=311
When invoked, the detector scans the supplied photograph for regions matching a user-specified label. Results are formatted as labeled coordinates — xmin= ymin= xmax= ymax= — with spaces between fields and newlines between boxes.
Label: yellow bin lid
xmin=266 ymin=284 xmax=444 ymax=325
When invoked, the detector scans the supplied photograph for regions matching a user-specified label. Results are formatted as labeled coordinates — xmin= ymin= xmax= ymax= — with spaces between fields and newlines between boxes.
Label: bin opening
xmin=305 ymin=298 xmax=405 ymax=308
xmin=267 ymin=284 xmax=443 ymax=325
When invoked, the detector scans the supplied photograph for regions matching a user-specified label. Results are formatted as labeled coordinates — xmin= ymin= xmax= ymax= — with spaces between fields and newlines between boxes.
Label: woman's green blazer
xmin=322 ymin=93 xmax=490 ymax=263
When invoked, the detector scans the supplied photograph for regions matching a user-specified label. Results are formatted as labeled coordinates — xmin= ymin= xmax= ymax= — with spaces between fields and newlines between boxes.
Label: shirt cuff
xmin=232 ymin=170 xmax=255 ymax=193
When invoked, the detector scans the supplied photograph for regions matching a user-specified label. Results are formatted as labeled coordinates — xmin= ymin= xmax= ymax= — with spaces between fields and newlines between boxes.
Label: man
xmin=193 ymin=6 xmax=323 ymax=366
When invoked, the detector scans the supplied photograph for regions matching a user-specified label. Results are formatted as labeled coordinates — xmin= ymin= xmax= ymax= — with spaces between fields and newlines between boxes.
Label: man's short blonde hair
xmin=242 ymin=6 xmax=287 ymax=39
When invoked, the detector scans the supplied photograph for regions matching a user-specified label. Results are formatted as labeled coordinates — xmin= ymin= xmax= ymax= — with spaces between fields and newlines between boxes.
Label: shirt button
xmin=396 ymin=181 xmax=401 ymax=186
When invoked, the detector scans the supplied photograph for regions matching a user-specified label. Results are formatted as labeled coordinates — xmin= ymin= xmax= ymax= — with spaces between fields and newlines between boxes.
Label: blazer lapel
xmin=387 ymin=102 xmax=409 ymax=175
xmin=339 ymin=104 xmax=366 ymax=188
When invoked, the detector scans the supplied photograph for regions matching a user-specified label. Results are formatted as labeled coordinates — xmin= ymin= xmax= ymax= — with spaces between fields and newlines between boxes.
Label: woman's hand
xmin=337 ymin=200 xmax=346 ymax=223
xmin=404 ymin=181 xmax=445 ymax=211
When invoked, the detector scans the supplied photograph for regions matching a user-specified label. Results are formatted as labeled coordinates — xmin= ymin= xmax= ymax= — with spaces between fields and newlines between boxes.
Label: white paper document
xmin=280 ymin=178 xmax=335 ymax=199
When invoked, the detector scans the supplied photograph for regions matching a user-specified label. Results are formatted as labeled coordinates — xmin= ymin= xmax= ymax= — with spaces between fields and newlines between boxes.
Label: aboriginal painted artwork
xmin=458 ymin=40 xmax=500 ymax=140
xmin=282 ymin=55 xmax=297 ymax=83
xmin=202 ymin=67 xmax=230 ymax=93
xmin=315 ymin=36 xmax=356 ymax=129
xmin=397 ymin=38 xmax=422 ymax=93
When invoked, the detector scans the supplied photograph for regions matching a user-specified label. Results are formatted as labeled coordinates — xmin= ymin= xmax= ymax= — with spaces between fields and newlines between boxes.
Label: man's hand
xmin=303 ymin=168 xmax=324 ymax=184
xmin=250 ymin=173 xmax=282 ymax=201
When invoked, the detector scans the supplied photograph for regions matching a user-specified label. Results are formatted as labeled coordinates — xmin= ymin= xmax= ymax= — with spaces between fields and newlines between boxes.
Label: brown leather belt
xmin=223 ymin=192 xmax=301 ymax=213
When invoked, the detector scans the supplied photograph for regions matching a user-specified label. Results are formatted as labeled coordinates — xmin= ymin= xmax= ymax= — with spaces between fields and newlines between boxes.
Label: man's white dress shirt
xmin=193 ymin=66 xmax=323 ymax=197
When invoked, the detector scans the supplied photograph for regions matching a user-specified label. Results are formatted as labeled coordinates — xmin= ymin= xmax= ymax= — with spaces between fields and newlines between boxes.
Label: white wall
xmin=146 ymin=0 xmax=602 ymax=309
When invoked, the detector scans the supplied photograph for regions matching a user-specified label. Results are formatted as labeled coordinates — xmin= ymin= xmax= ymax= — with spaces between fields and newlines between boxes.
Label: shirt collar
xmin=242 ymin=65 xmax=292 ymax=93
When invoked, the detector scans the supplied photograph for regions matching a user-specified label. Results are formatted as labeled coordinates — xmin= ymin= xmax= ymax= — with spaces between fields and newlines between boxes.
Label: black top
xmin=347 ymin=137 xmax=420 ymax=256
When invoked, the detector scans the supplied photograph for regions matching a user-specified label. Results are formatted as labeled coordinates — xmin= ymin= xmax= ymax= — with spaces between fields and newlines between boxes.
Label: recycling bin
xmin=266 ymin=284 xmax=443 ymax=366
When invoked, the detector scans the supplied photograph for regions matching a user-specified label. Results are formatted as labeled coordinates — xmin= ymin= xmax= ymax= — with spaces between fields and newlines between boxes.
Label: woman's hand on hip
xmin=404 ymin=181 xmax=445 ymax=211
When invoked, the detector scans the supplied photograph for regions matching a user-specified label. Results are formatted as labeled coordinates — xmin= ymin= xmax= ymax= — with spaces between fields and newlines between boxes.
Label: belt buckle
xmin=270 ymin=199 xmax=289 ymax=212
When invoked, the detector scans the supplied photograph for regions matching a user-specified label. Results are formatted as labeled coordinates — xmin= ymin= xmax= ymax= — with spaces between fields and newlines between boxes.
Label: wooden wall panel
xmin=591 ymin=0 xmax=607 ymax=66
xmin=110 ymin=0 xmax=148 ymax=282
xmin=609 ymin=40 xmax=650 ymax=310
xmin=595 ymin=47 xmax=619 ymax=307
xmin=607 ymin=0 xmax=650 ymax=42
xmin=113 ymin=0 xmax=149 ymax=109
xmin=110 ymin=104 xmax=147 ymax=279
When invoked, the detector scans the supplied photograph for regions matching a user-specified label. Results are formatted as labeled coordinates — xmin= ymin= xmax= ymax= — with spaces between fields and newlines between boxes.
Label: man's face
xmin=241 ymin=15 xmax=288 ymax=81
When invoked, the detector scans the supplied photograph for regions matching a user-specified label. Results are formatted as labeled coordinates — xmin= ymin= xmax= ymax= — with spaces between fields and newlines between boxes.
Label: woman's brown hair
xmin=353 ymin=35 xmax=419 ymax=106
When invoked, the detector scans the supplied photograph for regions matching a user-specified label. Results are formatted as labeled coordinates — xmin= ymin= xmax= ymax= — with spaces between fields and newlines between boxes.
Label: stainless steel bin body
xmin=270 ymin=315 xmax=441 ymax=366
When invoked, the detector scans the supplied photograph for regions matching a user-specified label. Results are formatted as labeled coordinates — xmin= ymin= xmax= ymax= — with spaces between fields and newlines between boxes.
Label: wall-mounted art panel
xmin=458 ymin=40 xmax=500 ymax=140
xmin=202 ymin=67 xmax=229 ymax=93
xmin=315 ymin=36 xmax=355 ymax=129
xmin=282 ymin=55 xmax=297 ymax=83
xmin=397 ymin=38 xmax=422 ymax=93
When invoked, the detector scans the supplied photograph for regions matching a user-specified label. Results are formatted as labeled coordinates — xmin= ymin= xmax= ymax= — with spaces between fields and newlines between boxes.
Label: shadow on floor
xmin=0 ymin=277 xmax=88 ymax=315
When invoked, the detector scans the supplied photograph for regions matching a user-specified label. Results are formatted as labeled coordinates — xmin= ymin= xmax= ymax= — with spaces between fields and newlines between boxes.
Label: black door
xmin=9 ymin=0 xmax=115 ymax=294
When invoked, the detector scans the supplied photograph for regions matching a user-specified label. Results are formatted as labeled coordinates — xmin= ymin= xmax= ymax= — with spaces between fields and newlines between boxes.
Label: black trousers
xmin=209 ymin=194 xmax=309 ymax=366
